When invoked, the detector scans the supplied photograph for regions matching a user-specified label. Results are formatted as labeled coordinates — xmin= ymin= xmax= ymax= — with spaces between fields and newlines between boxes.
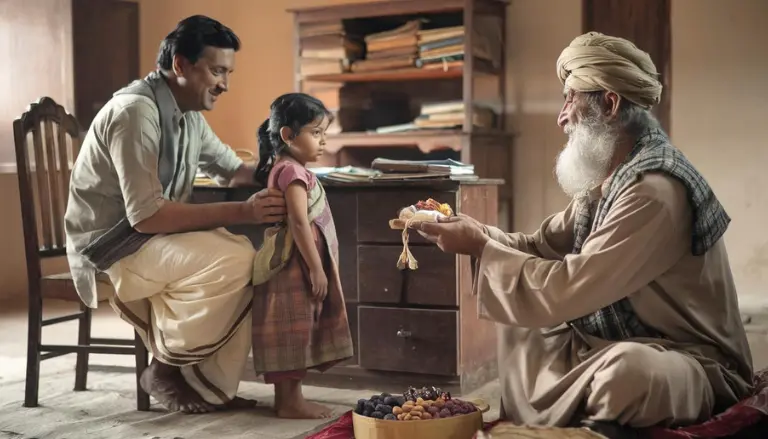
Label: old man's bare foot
xmin=274 ymin=380 xmax=333 ymax=419
xmin=139 ymin=359 xmax=215 ymax=414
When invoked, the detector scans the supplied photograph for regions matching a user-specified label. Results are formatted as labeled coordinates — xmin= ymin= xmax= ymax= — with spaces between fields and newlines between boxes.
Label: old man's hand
xmin=414 ymin=215 xmax=490 ymax=257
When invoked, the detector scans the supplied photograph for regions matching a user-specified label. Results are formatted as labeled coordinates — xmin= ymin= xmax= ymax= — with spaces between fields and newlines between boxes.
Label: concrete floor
xmin=0 ymin=299 xmax=501 ymax=439
xmin=3 ymin=297 xmax=766 ymax=439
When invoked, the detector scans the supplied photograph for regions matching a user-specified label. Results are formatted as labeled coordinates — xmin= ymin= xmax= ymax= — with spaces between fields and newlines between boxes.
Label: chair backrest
xmin=13 ymin=97 xmax=83 ymax=279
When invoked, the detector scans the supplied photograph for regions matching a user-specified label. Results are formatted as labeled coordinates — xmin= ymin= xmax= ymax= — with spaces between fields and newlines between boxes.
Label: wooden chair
xmin=13 ymin=96 xmax=150 ymax=411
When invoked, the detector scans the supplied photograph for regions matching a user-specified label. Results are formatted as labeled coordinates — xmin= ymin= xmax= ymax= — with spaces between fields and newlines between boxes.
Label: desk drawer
xmin=358 ymin=245 xmax=456 ymax=306
xmin=357 ymin=190 xmax=457 ymax=244
xmin=358 ymin=306 xmax=457 ymax=376
xmin=328 ymin=192 xmax=358 ymax=301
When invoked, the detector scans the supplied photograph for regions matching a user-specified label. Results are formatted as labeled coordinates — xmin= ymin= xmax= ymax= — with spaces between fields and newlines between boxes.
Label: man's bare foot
xmin=139 ymin=359 xmax=215 ymax=414
xmin=218 ymin=396 xmax=259 ymax=411
xmin=274 ymin=379 xmax=334 ymax=419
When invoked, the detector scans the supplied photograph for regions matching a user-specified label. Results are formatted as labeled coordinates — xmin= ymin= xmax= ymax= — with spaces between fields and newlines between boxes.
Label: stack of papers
xmin=371 ymin=158 xmax=475 ymax=176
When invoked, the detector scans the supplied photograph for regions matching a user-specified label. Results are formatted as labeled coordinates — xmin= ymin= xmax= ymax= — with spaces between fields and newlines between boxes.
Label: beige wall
xmin=671 ymin=0 xmax=768 ymax=305
xmin=2 ymin=0 xmax=767 ymax=307
xmin=136 ymin=0 xmax=369 ymax=154
xmin=504 ymin=0 xmax=579 ymax=234
xmin=0 ymin=0 xmax=73 ymax=304
xmin=0 ymin=0 xmax=74 ymax=166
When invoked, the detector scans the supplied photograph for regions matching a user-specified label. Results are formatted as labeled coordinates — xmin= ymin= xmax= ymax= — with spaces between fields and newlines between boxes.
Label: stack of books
xmin=310 ymin=159 xmax=478 ymax=183
xmin=416 ymin=25 xmax=465 ymax=70
xmin=373 ymin=101 xmax=495 ymax=133
xmin=414 ymin=25 xmax=495 ymax=70
xmin=194 ymin=172 xmax=215 ymax=186
xmin=310 ymin=166 xmax=380 ymax=183
xmin=351 ymin=20 xmax=421 ymax=73
xmin=413 ymin=101 xmax=495 ymax=129
xmin=371 ymin=158 xmax=477 ymax=181
xmin=298 ymin=21 xmax=362 ymax=77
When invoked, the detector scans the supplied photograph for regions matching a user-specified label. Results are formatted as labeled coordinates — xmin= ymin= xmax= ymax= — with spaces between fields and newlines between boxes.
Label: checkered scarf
xmin=568 ymin=128 xmax=731 ymax=341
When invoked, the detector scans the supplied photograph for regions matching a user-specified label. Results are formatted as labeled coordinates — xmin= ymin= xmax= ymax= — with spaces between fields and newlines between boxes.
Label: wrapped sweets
xmin=388 ymin=198 xmax=453 ymax=270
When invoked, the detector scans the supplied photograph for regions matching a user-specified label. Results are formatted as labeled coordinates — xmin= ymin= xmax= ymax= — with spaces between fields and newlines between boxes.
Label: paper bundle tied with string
xmin=388 ymin=198 xmax=453 ymax=270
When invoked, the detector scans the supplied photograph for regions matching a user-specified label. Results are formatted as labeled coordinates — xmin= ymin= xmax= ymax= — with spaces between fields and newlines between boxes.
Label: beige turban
xmin=556 ymin=32 xmax=662 ymax=109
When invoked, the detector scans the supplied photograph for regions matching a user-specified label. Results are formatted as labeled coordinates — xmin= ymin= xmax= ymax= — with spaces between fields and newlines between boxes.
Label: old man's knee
xmin=586 ymin=342 xmax=678 ymax=426
xmin=599 ymin=341 xmax=662 ymax=382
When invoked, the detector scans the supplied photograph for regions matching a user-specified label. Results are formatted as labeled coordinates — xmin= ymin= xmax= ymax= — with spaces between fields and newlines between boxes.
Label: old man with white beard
xmin=416 ymin=32 xmax=754 ymax=435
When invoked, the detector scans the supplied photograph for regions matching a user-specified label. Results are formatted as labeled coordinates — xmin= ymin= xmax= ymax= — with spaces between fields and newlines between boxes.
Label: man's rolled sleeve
xmin=105 ymin=100 xmax=166 ymax=226
xmin=197 ymin=114 xmax=243 ymax=183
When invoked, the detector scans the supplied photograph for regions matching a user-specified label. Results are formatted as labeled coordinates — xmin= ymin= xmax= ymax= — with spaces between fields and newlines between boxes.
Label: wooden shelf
xmin=292 ymin=0 xmax=512 ymax=203
xmin=287 ymin=0 xmax=512 ymax=394
xmin=324 ymin=129 xmax=461 ymax=153
xmin=323 ymin=129 xmax=509 ymax=153
xmin=303 ymin=66 xmax=464 ymax=83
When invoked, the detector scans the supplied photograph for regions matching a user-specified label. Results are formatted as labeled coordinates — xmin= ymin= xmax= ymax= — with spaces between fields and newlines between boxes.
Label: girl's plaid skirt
xmin=251 ymin=223 xmax=353 ymax=374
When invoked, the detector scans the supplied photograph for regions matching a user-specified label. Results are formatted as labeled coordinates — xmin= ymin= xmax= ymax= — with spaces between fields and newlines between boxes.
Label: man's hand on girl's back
xmin=245 ymin=188 xmax=286 ymax=224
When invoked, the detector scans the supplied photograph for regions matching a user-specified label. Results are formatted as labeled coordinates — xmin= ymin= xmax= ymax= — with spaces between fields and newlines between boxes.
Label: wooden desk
xmin=193 ymin=178 xmax=502 ymax=395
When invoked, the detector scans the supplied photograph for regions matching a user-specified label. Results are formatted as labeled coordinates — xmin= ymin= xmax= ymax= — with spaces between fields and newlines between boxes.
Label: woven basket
xmin=352 ymin=398 xmax=489 ymax=439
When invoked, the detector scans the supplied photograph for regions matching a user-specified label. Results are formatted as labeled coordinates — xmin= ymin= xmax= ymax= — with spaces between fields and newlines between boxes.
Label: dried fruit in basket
xmin=404 ymin=385 xmax=450 ymax=402
xmin=354 ymin=387 xmax=480 ymax=421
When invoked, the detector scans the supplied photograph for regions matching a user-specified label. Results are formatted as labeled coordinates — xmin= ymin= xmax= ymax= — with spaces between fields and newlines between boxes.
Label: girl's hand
xmin=309 ymin=269 xmax=328 ymax=302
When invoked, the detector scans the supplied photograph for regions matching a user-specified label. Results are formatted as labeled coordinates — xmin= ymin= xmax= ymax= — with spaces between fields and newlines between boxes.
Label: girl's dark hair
xmin=156 ymin=15 xmax=240 ymax=70
xmin=253 ymin=93 xmax=334 ymax=186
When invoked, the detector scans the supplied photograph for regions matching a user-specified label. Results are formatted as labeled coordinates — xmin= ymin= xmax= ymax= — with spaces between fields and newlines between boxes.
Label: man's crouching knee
xmin=584 ymin=341 xmax=714 ymax=428
xmin=198 ymin=228 xmax=256 ymax=290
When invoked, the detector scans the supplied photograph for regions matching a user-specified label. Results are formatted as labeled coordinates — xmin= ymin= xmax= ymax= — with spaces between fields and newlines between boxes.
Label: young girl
xmin=251 ymin=93 xmax=353 ymax=419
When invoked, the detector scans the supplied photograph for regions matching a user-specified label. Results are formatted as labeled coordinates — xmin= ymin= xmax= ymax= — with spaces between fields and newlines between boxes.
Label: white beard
xmin=555 ymin=117 xmax=620 ymax=199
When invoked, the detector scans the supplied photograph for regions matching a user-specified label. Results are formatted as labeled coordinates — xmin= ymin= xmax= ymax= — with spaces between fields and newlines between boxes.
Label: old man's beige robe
xmin=475 ymin=172 xmax=754 ymax=428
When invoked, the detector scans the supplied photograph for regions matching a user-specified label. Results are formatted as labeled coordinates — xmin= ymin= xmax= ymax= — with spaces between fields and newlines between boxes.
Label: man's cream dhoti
xmin=104 ymin=227 xmax=255 ymax=405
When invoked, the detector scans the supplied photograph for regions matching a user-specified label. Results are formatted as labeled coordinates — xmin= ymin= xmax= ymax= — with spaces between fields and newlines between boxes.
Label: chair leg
xmin=74 ymin=303 xmax=91 ymax=391
xmin=24 ymin=293 xmax=43 ymax=407
xmin=134 ymin=331 xmax=150 ymax=411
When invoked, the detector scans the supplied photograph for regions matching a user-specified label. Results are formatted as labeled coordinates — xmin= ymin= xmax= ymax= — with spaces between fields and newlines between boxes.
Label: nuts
xmin=355 ymin=387 xmax=476 ymax=421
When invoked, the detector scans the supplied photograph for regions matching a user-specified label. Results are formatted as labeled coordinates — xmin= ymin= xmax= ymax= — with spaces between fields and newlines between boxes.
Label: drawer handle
xmin=396 ymin=329 xmax=412 ymax=338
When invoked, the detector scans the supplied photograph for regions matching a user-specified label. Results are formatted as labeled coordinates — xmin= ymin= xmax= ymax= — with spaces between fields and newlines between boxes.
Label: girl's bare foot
xmin=276 ymin=399 xmax=333 ymax=419
xmin=274 ymin=379 xmax=334 ymax=419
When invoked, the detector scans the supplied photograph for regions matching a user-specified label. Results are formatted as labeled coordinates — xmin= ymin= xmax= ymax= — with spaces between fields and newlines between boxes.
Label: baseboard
xmin=0 ymin=163 xmax=16 ymax=174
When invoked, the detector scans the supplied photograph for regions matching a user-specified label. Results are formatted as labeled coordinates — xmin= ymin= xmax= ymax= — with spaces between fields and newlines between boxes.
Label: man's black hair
xmin=156 ymin=15 xmax=240 ymax=70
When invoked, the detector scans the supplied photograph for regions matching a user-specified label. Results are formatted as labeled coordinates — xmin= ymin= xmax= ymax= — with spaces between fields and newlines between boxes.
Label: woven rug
xmin=305 ymin=369 xmax=768 ymax=439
